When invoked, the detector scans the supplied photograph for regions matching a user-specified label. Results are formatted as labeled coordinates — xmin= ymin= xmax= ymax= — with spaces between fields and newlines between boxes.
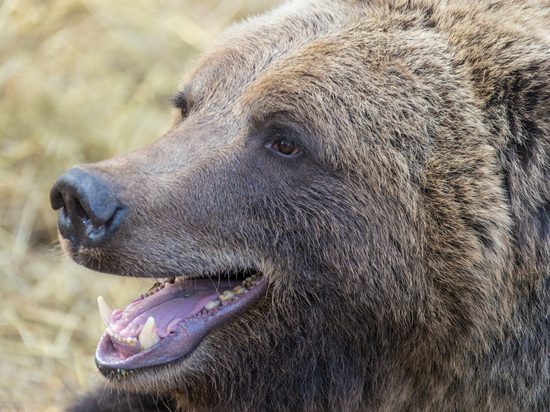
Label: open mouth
xmin=95 ymin=271 xmax=267 ymax=372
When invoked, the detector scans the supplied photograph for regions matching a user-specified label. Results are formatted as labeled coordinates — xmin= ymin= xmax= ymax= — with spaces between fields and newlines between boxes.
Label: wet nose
xmin=50 ymin=167 xmax=126 ymax=248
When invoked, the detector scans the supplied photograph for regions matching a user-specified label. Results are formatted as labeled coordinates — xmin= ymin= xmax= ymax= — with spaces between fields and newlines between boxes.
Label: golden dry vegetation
xmin=0 ymin=0 xmax=279 ymax=409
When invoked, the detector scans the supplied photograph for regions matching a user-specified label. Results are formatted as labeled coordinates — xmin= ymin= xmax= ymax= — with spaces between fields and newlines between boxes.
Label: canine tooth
xmin=139 ymin=317 xmax=161 ymax=350
xmin=205 ymin=300 xmax=220 ymax=310
xmin=219 ymin=290 xmax=235 ymax=302
xmin=233 ymin=286 xmax=246 ymax=296
xmin=97 ymin=296 xmax=113 ymax=327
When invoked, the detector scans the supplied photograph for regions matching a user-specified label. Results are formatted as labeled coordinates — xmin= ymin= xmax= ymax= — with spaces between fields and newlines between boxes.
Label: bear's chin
xmin=94 ymin=272 xmax=268 ymax=375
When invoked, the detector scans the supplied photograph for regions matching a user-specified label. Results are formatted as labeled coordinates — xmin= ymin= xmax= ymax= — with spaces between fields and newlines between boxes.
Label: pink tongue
xmin=108 ymin=279 xmax=235 ymax=339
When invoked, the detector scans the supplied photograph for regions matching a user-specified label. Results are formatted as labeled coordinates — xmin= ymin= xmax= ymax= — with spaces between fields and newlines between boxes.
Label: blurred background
xmin=0 ymin=0 xmax=279 ymax=409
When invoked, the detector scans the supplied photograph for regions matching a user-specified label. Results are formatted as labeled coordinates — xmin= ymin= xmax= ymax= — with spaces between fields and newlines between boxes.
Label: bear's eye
xmin=270 ymin=140 xmax=301 ymax=156
xmin=181 ymin=105 xmax=189 ymax=119
xmin=171 ymin=90 xmax=190 ymax=120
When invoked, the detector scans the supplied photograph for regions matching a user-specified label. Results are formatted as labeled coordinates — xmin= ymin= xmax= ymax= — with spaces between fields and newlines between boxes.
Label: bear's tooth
xmin=97 ymin=296 xmax=113 ymax=327
xmin=232 ymin=286 xmax=246 ymax=296
xmin=139 ymin=316 xmax=161 ymax=350
xmin=161 ymin=277 xmax=173 ymax=285
xmin=175 ymin=275 xmax=190 ymax=283
xmin=204 ymin=300 xmax=220 ymax=310
xmin=242 ymin=277 xmax=257 ymax=288
xmin=219 ymin=290 xmax=235 ymax=302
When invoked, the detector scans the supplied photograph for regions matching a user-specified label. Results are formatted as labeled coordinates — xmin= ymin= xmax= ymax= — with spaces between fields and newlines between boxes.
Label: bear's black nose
xmin=50 ymin=168 xmax=126 ymax=248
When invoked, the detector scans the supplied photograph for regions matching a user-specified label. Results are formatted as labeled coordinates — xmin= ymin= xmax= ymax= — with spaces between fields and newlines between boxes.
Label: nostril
xmin=74 ymin=198 xmax=91 ymax=225
xmin=50 ymin=187 xmax=66 ymax=211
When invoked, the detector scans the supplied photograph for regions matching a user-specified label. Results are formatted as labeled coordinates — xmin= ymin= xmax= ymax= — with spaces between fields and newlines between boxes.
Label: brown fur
xmin=59 ymin=0 xmax=550 ymax=410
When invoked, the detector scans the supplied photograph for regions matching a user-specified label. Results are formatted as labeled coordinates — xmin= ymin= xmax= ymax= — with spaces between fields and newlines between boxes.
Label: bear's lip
xmin=95 ymin=273 xmax=267 ymax=372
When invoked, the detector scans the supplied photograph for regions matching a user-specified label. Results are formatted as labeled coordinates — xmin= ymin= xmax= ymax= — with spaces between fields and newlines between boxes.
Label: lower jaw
xmin=95 ymin=274 xmax=268 ymax=373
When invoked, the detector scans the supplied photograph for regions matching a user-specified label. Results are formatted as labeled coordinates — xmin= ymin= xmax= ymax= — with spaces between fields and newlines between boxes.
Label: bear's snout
xmin=50 ymin=167 xmax=126 ymax=249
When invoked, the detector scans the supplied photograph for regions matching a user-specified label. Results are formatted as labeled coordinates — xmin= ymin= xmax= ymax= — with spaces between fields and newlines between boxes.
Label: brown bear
xmin=50 ymin=0 xmax=550 ymax=410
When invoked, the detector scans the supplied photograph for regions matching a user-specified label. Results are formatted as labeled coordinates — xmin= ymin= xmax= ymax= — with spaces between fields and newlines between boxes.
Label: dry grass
xmin=0 ymin=0 xmax=280 ymax=409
